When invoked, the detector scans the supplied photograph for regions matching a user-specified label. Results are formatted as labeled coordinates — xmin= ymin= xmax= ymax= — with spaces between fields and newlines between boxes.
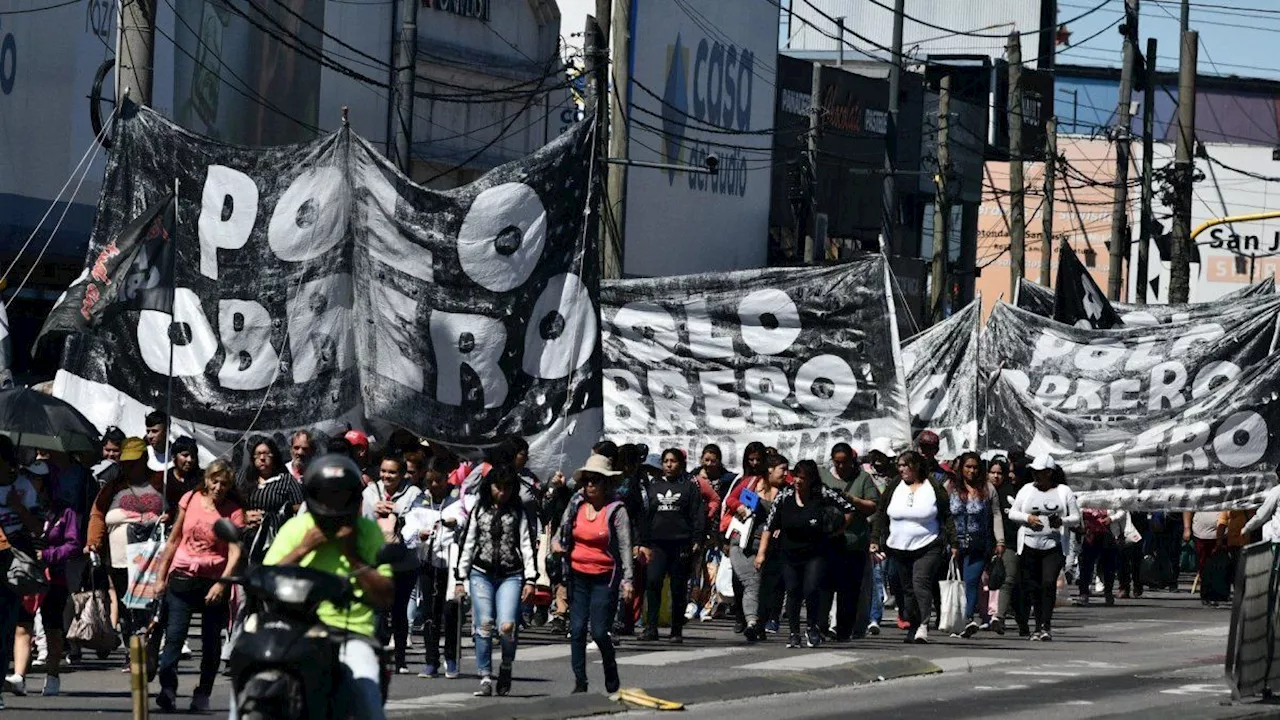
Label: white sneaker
xmin=4 ymin=673 xmax=26 ymax=696
xmin=181 ymin=641 xmax=193 ymax=659
xmin=913 ymin=627 xmax=929 ymax=644
xmin=866 ymin=621 xmax=881 ymax=636
xmin=684 ymin=602 xmax=698 ymax=621
xmin=41 ymin=675 xmax=60 ymax=697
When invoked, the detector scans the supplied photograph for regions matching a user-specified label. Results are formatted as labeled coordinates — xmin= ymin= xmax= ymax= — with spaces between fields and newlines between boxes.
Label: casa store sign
xmin=422 ymin=0 xmax=490 ymax=22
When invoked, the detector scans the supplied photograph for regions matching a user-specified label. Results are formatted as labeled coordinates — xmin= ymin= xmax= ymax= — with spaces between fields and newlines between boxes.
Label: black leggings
xmin=379 ymin=570 xmax=417 ymax=666
xmin=644 ymin=540 xmax=693 ymax=634
xmin=782 ymin=554 xmax=827 ymax=635
xmin=1017 ymin=547 xmax=1065 ymax=633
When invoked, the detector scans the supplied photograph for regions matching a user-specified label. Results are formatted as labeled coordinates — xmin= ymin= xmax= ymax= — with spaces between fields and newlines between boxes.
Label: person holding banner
xmin=151 ymin=460 xmax=244 ymax=712
xmin=869 ymin=451 xmax=956 ymax=645
xmin=1008 ymin=456 xmax=1080 ymax=641
xmin=4 ymin=457 xmax=81 ymax=698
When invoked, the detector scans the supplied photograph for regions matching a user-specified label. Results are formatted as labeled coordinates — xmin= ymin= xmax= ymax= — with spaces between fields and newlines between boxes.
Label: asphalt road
xmin=0 ymin=586 xmax=1268 ymax=719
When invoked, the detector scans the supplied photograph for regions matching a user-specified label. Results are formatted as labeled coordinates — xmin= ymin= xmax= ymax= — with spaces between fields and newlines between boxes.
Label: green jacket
xmin=869 ymin=476 xmax=958 ymax=550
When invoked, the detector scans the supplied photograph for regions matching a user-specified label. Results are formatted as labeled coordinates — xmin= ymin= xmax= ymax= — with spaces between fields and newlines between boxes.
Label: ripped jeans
xmin=469 ymin=570 xmax=523 ymax=677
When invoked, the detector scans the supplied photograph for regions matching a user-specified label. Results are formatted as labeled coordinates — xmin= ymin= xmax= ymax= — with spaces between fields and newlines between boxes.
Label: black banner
xmin=1054 ymin=241 xmax=1123 ymax=329
xmin=902 ymin=298 xmax=979 ymax=459
xmin=987 ymin=359 xmax=1280 ymax=510
xmin=52 ymin=104 xmax=600 ymax=473
xmin=1017 ymin=276 xmax=1277 ymax=326
xmin=601 ymin=257 xmax=910 ymax=465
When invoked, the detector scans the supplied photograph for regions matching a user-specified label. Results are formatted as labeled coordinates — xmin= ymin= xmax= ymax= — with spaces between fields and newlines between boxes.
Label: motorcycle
xmin=212 ymin=518 xmax=405 ymax=720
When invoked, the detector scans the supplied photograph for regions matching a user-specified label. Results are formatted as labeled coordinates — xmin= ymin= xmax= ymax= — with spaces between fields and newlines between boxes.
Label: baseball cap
xmin=344 ymin=429 xmax=370 ymax=449
xmin=867 ymin=437 xmax=898 ymax=457
xmin=1029 ymin=455 xmax=1058 ymax=471
xmin=120 ymin=437 xmax=147 ymax=462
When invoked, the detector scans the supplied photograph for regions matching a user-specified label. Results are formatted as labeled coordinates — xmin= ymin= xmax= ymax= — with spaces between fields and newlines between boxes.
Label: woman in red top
xmin=554 ymin=455 xmax=633 ymax=695
xmin=152 ymin=459 xmax=245 ymax=712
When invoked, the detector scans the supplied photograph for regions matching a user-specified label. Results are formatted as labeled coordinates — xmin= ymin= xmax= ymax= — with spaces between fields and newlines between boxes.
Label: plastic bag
xmin=939 ymin=562 xmax=967 ymax=634
xmin=715 ymin=556 xmax=735 ymax=597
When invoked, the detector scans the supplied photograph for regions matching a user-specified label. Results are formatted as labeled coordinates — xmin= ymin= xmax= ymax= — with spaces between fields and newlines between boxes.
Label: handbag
xmin=5 ymin=546 xmax=49 ymax=596
xmin=987 ymin=553 xmax=1007 ymax=590
xmin=123 ymin=523 xmax=164 ymax=610
xmin=939 ymin=562 xmax=968 ymax=635
xmin=67 ymin=588 xmax=119 ymax=653
xmin=820 ymin=503 xmax=846 ymax=536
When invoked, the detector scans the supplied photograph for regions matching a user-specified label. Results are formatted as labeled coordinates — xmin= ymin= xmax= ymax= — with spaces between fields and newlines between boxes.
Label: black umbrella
xmin=0 ymin=387 xmax=101 ymax=453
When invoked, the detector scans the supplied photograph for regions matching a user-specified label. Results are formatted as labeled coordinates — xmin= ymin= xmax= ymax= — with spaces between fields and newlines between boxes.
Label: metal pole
xmin=1109 ymin=0 xmax=1138 ymax=302
xmin=1137 ymin=37 xmax=1157 ymax=304
xmin=1008 ymin=32 xmax=1025 ymax=299
xmin=1181 ymin=0 xmax=1190 ymax=33
xmin=881 ymin=0 xmax=905 ymax=254
xmin=932 ymin=74 xmax=951 ymax=323
xmin=806 ymin=61 xmax=822 ymax=264
xmin=837 ymin=16 xmax=845 ymax=66
xmin=117 ymin=0 xmax=156 ymax=105
xmin=586 ymin=13 xmax=619 ymax=279
xmin=1041 ymin=116 xmax=1056 ymax=286
xmin=1170 ymin=30 xmax=1198 ymax=304
xmin=606 ymin=0 xmax=630 ymax=277
xmin=392 ymin=0 xmax=418 ymax=174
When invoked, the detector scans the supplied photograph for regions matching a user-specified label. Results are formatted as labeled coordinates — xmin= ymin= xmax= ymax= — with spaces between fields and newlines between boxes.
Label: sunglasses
xmin=582 ymin=475 xmax=606 ymax=486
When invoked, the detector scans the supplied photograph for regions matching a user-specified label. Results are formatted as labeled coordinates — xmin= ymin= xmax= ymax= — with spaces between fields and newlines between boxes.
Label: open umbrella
xmin=0 ymin=387 xmax=101 ymax=453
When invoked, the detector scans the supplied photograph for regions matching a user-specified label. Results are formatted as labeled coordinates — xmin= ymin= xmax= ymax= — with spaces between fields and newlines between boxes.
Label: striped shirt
xmin=244 ymin=473 xmax=304 ymax=563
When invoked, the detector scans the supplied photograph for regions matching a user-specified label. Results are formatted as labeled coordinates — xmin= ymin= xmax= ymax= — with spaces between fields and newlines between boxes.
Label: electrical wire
xmin=861 ymin=0 xmax=1112 ymax=39
xmin=0 ymin=0 xmax=81 ymax=14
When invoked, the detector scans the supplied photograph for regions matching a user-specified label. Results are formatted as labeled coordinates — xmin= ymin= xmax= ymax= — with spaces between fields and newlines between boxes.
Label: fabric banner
xmin=601 ymin=257 xmax=911 ymax=465
xmin=983 ymin=299 xmax=1280 ymax=422
xmin=902 ymin=298 xmax=979 ymax=459
xmin=1017 ymin=276 xmax=1276 ymax=326
xmin=986 ymin=359 xmax=1280 ymax=511
xmin=1054 ymin=241 xmax=1123 ymax=329
xmin=52 ymin=104 xmax=601 ymax=474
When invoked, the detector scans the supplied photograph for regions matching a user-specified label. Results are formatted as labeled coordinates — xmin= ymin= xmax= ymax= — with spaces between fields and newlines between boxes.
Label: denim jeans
xmin=469 ymin=570 xmax=522 ymax=677
xmin=569 ymin=572 xmax=619 ymax=689
xmin=958 ymin=546 xmax=989 ymax=621
xmin=869 ymin=560 xmax=885 ymax=624
xmin=158 ymin=577 xmax=229 ymax=697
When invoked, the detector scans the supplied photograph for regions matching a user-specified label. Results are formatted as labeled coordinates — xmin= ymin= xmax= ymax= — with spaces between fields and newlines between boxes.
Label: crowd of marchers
xmin=0 ymin=418 xmax=1268 ymax=716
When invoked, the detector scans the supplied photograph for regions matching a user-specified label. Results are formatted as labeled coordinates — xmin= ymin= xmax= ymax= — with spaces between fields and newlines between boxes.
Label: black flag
xmin=1052 ymin=240 xmax=1122 ymax=329
xmin=36 ymin=192 xmax=176 ymax=347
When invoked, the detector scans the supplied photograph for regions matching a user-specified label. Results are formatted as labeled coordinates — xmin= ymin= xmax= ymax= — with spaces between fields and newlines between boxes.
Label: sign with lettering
xmin=52 ymin=104 xmax=600 ymax=474
xmin=422 ymin=0 xmax=490 ymax=22
xmin=601 ymin=257 xmax=910 ymax=465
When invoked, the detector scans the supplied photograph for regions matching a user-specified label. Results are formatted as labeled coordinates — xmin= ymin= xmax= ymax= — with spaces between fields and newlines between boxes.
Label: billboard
xmin=622 ymin=0 xmax=778 ymax=277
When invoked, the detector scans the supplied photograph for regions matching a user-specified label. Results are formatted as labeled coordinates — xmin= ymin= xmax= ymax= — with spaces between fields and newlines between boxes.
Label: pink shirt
xmin=170 ymin=490 xmax=245 ymax=579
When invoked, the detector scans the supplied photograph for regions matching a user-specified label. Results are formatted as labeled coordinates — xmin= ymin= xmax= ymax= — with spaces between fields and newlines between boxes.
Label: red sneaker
xmin=896 ymin=617 xmax=910 ymax=630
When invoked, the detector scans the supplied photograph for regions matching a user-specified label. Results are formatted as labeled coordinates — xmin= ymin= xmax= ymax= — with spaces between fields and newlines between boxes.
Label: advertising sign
xmin=623 ymin=0 xmax=778 ymax=277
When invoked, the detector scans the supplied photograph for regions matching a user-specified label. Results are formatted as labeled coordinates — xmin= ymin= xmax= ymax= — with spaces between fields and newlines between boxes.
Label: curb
xmin=388 ymin=655 xmax=941 ymax=719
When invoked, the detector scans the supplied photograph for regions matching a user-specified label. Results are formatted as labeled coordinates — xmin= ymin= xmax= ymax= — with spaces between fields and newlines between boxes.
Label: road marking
xmin=735 ymin=651 xmax=860 ymax=672
xmin=1168 ymin=626 xmax=1228 ymax=637
xmin=1066 ymin=700 xmax=1095 ymax=705
xmin=1085 ymin=621 xmax=1165 ymax=633
xmin=1160 ymin=683 xmax=1231 ymax=696
xmin=1005 ymin=670 xmax=1082 ymax=677
xmin=616 ymin=647 xmax=747 ymax=667
xmin=1063 ymin=660 xmax=1126 ymax=669
xmin=932 ymin=656 xmax=1017 ymax=673
xmin=509 ymin=644 xmax=575 ymax=662
xmin=385 ymin=691 xmax=475 ymax=711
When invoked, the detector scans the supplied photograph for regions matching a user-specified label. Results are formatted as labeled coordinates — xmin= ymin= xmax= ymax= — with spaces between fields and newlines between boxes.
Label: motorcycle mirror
xmin=213 ymin=518 xmax=241 ymax=544
xmin=374 ymin=543 xmax=408 ymax=567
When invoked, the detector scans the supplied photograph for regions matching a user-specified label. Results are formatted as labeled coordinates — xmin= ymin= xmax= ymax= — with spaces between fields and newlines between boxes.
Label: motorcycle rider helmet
xmin=303 ymin=454 xmax=363 ymax=527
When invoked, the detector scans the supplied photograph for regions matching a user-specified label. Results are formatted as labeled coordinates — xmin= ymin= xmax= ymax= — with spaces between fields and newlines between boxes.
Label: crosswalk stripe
xmin=385 ymin=691 xmax=475 ymax=711
xmin=931 ymin=656 xmax=1017 ymax=672
xmin=508 ymin=644 xmax=575 ymax=662
xmin=735 ymin=651 xmax=859 ymax=672
xmin=1168 ymin=626 xmax=1227 ymax=637
xmin=615 ymin=647 xmax=747 ymax=666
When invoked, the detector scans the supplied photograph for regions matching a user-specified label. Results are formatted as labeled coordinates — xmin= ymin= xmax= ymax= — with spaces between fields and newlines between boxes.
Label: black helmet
xmin=303 ymin=454 xmax=363 ymax=518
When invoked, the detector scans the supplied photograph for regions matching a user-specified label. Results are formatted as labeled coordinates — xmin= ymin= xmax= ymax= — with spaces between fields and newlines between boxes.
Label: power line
xmin=0 ymin=0 xmax=81 ymax=15
xmin=861 ymin=0 xmax=1112 ymax=39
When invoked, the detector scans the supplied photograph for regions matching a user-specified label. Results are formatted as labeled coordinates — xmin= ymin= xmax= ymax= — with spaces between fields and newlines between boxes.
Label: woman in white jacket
xmin=1007 ymin=456 xmax=1080 ymax=642
xmin=454 ymin=465 xmax=537 ymax=698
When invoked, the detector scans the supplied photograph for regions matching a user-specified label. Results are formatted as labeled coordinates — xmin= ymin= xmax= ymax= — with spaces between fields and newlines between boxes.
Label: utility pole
xmin=391 ymin=0 xmax=418 ymax=174
xmin=932 ymin=74 xmax=951 ymax=323
xmin=837 ymin=17 xmax=846 ymax=65
xmin=806 ymin=61 xmax=822 ymax=263
xmin=117 ymin=0 xmax=157 ymax=105
xmin=1181 ymin=0 xmax=1190 ymax=33
xmin=585 ymin=12 xmax=619 ymax=278
xmin=606 ymin=0 xmax=629 ymax=279
xmin=1170 ymin=30 xmax=1198 ymax=304
xmin=1041 ymin=117 xmax=1056 ymax=286
xmin=1007 ymin=32 xmax=1025 ymax=300
xmin=880 ymin=0 xmax=905 ymax=255
xmin=1137 ymin=37 xmax=1157 ymax=304
xmin=1109 ymin=0 xmax=1138 ymax=302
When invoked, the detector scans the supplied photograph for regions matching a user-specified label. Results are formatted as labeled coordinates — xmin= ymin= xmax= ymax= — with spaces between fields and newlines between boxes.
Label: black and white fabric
xmin=902 ymin=298 xmax=979 ymax=458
